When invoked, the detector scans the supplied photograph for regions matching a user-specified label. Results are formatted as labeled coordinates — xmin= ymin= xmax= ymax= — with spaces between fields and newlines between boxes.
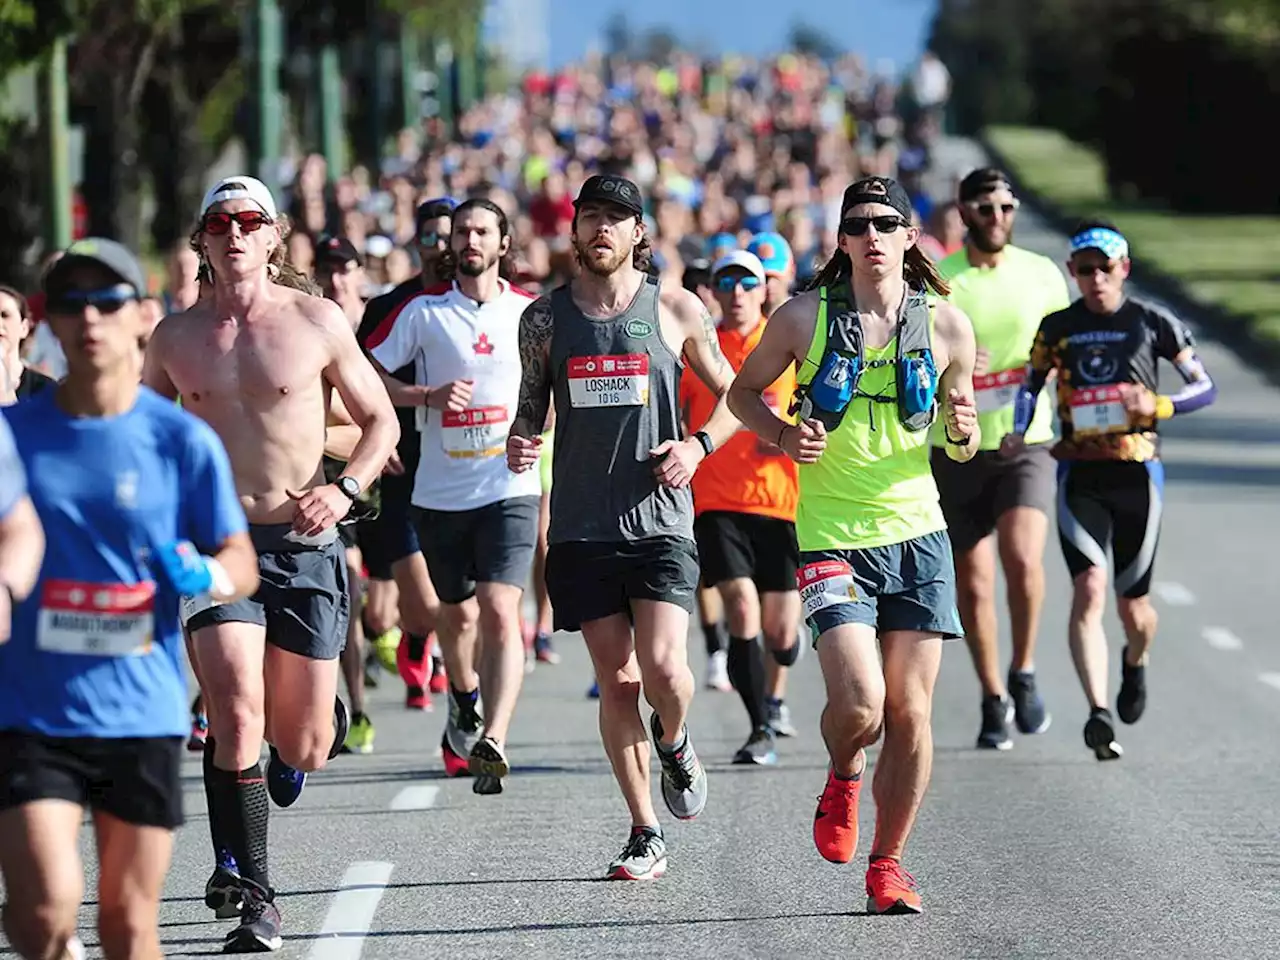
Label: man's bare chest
xmin=172 ymin=322 xmax=327 ymax=404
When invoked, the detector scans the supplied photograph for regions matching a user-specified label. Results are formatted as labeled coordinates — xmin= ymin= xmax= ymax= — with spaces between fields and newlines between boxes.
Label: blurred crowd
xmin=7 ymin=48 xmax=968 ymax=379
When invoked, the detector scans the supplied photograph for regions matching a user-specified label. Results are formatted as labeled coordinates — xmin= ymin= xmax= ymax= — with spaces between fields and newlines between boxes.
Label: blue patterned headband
xmin=1070 ymin=227 xmax=1129 ymax=261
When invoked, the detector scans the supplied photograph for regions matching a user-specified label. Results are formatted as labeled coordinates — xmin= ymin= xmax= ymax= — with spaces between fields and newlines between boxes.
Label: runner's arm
xmin=0 ymin=422 xmax=42 ymax=601
xmin=324 ymin=388 xmax=362 ymax=461
xmin=1011 ymin=322 xmax=1055 ymax=435
xmin=727 ymin=294 xmax=810 ymax=445
xmin=140 ymin=317 xmax=180 ymax=400
xmin=318 ymin=300 xmax=401 ymax=491
xmin=510 ymin=296 xmax=553 ymax=439
xmin=673 ymin=289 xmax=739 ymax=452
xmin=936 ymin=301 xmax=981 ymax=461
xmin=367 ymin=302 xmax=432 ymax=408
xmin=1155 ymin=348 xmax=1216 ymax=418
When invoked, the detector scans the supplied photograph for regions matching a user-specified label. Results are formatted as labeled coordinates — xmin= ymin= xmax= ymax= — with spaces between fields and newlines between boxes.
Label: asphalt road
xmin=23 ymin=139 xmax=1280 ymax=960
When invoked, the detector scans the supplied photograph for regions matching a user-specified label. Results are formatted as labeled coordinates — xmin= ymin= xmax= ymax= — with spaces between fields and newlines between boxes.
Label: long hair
xmin=804 ymin=239 xmax=951 ymax=298
xmin=188 ymin=207 xmax=318 ymax=294
xmin=436 ymin=197 xmax=518 ymax=282
xmin=0 ymin=284 xmax=34 ymax=357
xmin=569 ymin=213 xmax=654 ymax=273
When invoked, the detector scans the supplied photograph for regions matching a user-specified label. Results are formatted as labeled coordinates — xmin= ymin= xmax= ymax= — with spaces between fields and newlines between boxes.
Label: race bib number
xmin=37 ymin=579 xmax=156 ymax=657
xmin=797 ymin=560 xmax=860 ymax=619
xmin=567 ymin=355 xmax=649 ymax=408
xmin=441 ymin=405 xmax=508 ymax=459
xmin=1071 ymin=385 xmax=1130 ymax=436
xmin=972 ymin=368 xmax=1022 ymax=414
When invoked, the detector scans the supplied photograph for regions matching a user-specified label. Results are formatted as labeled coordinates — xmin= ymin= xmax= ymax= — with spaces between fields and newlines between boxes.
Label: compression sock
xmin=727 ymin=634 xmax=769 ymax=730
xmin=703 ymin=619 xmax=727 ymax=658
xmin=406 ymin=632 xmax=428 ymax=662
xmin=208 ymin=761 xmax=271 ymax=895
xmin=202 ymin=737 xmax=233 ymax=865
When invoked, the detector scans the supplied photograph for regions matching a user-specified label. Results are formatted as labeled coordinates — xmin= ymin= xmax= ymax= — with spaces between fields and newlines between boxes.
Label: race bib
xmin=797 ymin=560 xmax=860 ymax=619
xmin=567 ymin=355 xmax=649 ymax=408
xmin=441 ymin=405 xmax=508 ymax=459
xmin=37 ymin=579 xmax=156 ymax=657
xmin=972 ymin=368 xmax=1022 ymax=414
xmin=1071 ymin=385 xmax=1130 ymax=436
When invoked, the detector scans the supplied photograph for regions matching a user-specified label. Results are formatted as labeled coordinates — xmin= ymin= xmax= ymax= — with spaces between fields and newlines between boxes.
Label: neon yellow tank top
xmin=794 ymin=292 xmax=947 ymax=552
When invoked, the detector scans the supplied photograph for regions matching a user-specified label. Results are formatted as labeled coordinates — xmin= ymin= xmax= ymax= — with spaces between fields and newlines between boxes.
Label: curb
xmin=980 ymin=133 xmax=1280 ymax=387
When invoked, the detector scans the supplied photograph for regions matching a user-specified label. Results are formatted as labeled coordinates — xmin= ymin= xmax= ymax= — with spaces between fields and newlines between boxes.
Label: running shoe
xmin=373 ymin=627 xmax=400 ymax=673
xmin=343 ymin=713 xmax=375 ymax=755
xmin=522 ymin=620 xmax=536 ymax=673
xmin=363 ymin=651 xmax=380 ymax=689
xmin=266 ymin=745 xmax=306 ymax=809
xmin=607 ymin=827 xmax=668 ymax=880
xmin=445 ymin=688 xmax=484 ymax=760
xmin=534 ymin=631 xmax=561 ymax=664
xmin=223 ymin=884 xmax=283 ymax=953
xmin=704 ymin=649 xmax=732 ymax=692
xmin=1117 ymin=659 xmax=1147 ymax=724
xmin=1084 ymin=707 xmax=1123 ymax=760
xmin=587 ymin=678 xmax=600 ymax=699
xmin=469 ymin=736 xmax=510 ymax=795
xmin=205 ymin=850 xmax=243 ymax=920
xmin=813 ymin=767 xmax=860 ymax=863
xmin=767 ymin=698 xmax=798 ymax=738
xmin=440 ymin=733 xmax=471 ymax=778
xmin=976 ymin=694 xmax=1014 ymax=750
xmin=188 ymin=710 xmax=208 ymax=752
xmin=397 ymin=634 xmax=430 ymax=710
xmin=1008 ymin=669 xmax=1052 ymax=734
xmin=866 ymin=858 xmax=923 ymax=914
xmin=428 ymin=655 xmax=448 ymax=695
xmin=732 ymin=726 xmax=778 ymax=765
xmin=649 ymin=712 xmax=708 ymax=820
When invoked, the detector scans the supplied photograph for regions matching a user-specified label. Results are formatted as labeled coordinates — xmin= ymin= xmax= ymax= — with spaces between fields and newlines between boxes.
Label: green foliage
xmin=0 ymin=1 xmax=75 ymax=77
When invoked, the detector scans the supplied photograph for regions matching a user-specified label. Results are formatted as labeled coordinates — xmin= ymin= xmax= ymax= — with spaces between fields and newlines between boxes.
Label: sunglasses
xmin=840 ymin=216 xmax=907 ymax=236
xmin=1072 ymin=261 xmax=1117 ymax=277
xmin=47 ymin=283 xmax=138 ymax=315
xmin=968 ymin=199 xmax=1020 ymax=218
xmin=418 ymin=231 xmax=447 ymax=246
xmin=715 ymin=275 xmax=763 ymax=293
xmin=202 ymin=211 xmax=273 ymax=235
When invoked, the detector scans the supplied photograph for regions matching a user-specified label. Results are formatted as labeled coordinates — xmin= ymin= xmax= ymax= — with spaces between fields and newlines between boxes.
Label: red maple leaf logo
xmin=473 ymin=332 xmax=494 ymax=356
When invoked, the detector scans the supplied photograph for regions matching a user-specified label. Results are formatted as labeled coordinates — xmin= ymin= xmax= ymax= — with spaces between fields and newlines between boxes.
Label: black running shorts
xmin=358 ymin=471 xmax=421 ymax=582
xmin=184 ymin=523 xmax=350 ymax=661
xmin=412 ymin=496 xmax=540 ymax=606
xmin=694 ymin=510 xmax=799 ymax=593
xmin=931 ymin=442 xmax=1056 ymax=554
xmin=546 ymin=536 xmax=700 ymax=632
xmin=0 ymin=731 xmax=184 ymax=829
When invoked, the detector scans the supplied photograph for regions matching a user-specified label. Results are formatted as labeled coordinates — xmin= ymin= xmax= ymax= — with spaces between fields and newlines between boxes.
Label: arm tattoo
xmin=698 ymin=307 xmax=728 ymax=373
xmin=513 ymin=297 xmax=554 ymax=437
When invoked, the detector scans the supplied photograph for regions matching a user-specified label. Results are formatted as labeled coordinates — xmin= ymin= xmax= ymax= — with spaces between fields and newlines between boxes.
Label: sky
xmin=523 ymin=0 xmax=939 ymax=77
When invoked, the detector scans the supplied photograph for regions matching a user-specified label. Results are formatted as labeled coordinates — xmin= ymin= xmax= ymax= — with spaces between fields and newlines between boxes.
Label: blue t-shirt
xmin=0 ymin=411 xmax=27 ymax=518
xmin=0 ymin=387 xmax=247 ymax=738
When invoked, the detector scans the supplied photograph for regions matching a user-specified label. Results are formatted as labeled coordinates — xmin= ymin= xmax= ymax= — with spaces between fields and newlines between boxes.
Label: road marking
xmin=389 ymin=784 xmax=439 ymax=811
xmin=1259 ymin=674 xmax=1280 ymax=692
xmin=1203 ymin=627 xmax=1243 ymax=651
xmin=309 ymin=861 xmax=394 ymax=960
xmin=1153 ymin=581 xmax=1196 ymax=606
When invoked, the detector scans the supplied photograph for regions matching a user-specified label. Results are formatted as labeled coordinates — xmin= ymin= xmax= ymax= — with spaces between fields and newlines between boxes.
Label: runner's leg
xmin=472 ymin=582 xmax=525 ymax=747
xmin=339 ymin=546 xmax=369 ymax=725
xmin=760 ymin=589 xmax=801 ymax=732
xmin=631 ymin=599 xmax=696 ymax=753
xmin=93 ymin=813 xmax=174 ymax=960
xmin=0 ymin=800 xmax=84 ymax=959
xmin=1112 ymin=461 xmax=1165 ymax=726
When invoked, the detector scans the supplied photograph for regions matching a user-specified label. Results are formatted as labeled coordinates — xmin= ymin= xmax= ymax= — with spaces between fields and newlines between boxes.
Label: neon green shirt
xmin=932 ymin=245 xmax=1070 ymax=450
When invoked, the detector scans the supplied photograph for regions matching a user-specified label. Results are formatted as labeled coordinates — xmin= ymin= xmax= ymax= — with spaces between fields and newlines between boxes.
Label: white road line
xmin=388 ymin=784 xmax=440 ymax=811
xmin=1203 ymin=627 xmax=1244 ymax=651
xmin=1153 ymin=581 xmax=1197 ymax=606
xmin=308 ymin=861 xmax=394 ymax=960
xmin=1259 ymin=673 xmax=1280 ymax=692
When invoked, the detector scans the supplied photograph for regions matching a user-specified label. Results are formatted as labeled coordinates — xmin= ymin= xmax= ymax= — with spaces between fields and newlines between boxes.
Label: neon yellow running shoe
xmin=373 ymin=627 xmax=401 ymax=673
xmin=344 ymin=713 xmax=375 ymax=755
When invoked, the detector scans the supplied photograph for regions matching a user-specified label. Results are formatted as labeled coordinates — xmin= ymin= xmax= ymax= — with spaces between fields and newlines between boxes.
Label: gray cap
xmin=43 ymin=237 xmax=148 ymax=297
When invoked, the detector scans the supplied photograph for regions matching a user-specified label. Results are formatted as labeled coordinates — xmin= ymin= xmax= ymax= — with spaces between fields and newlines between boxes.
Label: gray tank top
xmin=547 ymin=274 xmax=694 ymax=545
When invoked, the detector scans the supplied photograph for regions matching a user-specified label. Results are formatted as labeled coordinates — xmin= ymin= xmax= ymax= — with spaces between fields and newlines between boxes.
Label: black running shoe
xmin=731 ymin=726 xmax=778 ymax=765
xmin=223 ymin=885 xmax=282 ymax=953
xmin=1117 ymin=660 xmax=1147 ymax=725
xmin=1008 ymin=669 xmax=1052 ymax=734
xmin=205 ymin=851 xmax=243 ymax=919
xmin=1083 ymin=707 xmax=1123 ymax=761
xmin=976 ymin=695 xmax=1014 ymax=750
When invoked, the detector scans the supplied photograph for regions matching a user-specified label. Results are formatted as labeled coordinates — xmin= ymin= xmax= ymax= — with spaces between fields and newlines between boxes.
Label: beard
xmin=966 ymin=219 xmax=1013 ymax=254
xmin=456 ymin=250 xmax=495 ymax=277
xmin=573 ymin=236 xmax=630 ymax=277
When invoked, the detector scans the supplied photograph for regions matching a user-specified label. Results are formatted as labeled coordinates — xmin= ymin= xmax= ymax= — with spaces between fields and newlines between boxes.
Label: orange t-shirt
xmin=680 ymin=318 xmax=799 ymax=522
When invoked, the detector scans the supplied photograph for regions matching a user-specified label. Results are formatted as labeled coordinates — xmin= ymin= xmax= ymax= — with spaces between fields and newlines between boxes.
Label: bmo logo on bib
xmin=568 ymin=354 xmax=650 ymax=408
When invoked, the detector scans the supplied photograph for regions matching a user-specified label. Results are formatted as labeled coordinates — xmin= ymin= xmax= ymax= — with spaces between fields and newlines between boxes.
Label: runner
xmin=367 ymin=197 xmax=539 ymax=795
xmin=355 ymin=199 xmax=454 ymax=707
xmin=747 ymin=231 xmax=796 ymax=317
xmin=0 ymin=238 xmax=256 ymax=960
xmin=727 ymin=176 xmax=978 ymax=913
xmin=1002 ymin=220 xmax=1217 ymax=760
xmin=507 ymin=174 xmax=737 ymax=880
xmin=143 ymin=175 xmax=400 ymax=951
xmin=0 ymin=286 xmax=56 ymax=404
xmin=681 ymin=249 xmax=802 ymax=765
xmin=930 ymin=167 xmax=1071 ymax=750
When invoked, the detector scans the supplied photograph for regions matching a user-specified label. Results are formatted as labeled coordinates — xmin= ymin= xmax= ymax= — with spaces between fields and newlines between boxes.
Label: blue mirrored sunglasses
xmin=46 ymin=283 xmax=139 ymax=315
xmin=715 ymin=274 xmax=763 ymax=293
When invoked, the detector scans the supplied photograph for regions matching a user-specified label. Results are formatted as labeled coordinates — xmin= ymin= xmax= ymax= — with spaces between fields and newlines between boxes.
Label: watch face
xmin=340 ymin=477 xmax=359 ymax=497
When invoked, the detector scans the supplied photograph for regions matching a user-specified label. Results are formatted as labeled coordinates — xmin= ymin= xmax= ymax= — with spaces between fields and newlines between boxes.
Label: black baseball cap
xmin=840 ymin=176 xmax=914 ymax=221
xmin=574 ymin=174 xmax=645 ymax=219
xmin=415 ymin=197 xmax=457 ymax=231
xmin=42 ymin=237 xmax=148 ymax=297
xmin=316 ymin=235 xmax=363 ymax=270
xmin=958 ymin=167 xmax=1015 ymax=203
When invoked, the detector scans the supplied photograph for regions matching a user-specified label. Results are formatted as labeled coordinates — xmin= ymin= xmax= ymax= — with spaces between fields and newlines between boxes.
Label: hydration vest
xmin=795 ymin=281 xmax=939 ymax=434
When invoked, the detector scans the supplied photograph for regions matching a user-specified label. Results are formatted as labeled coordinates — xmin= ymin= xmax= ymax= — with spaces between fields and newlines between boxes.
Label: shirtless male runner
xmin=143 ymin=176 xmax=399 ymax=953
xmin=507 ymin=174 xmax=739 ymax=881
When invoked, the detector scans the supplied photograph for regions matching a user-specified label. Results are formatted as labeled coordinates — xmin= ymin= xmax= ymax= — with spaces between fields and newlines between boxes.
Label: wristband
xmin=694 ymin=430 xmax=714 ymax=457
xmin=944 ymin=427 xmax=971 ymax=446
xmin=205 ymin=557 xmax=235 ymax=602
xmin=778 ymin=423 xmax=790 ymax=446
xmin=1154 ymin=395 xmax=1174 ymax=420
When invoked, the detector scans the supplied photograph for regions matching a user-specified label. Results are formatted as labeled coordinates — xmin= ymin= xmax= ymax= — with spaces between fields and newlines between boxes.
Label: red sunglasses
xmin=202 ymin=211 xmax=273 ymax=235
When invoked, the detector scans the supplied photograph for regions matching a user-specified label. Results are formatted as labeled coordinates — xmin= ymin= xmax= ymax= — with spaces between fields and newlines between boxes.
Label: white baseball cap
xmin=711 ymin=250 xmax=767 ymax=284
xmin=200 ymin=175 xmax=279 ymax=220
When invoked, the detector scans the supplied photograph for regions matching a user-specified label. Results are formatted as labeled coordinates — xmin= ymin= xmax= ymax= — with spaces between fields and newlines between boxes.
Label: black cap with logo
xmin=958 ymin=167 xmax=1015 ymax=203
xmin=840 ymin=176 xmax=914 ymax=221
xmin=573 ymin=174 xmax=645 ymax=219
xmin=316 ymin=235 xmax=364 ymax=270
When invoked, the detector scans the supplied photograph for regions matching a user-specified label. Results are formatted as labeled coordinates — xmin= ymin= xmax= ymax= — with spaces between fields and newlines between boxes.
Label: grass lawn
xmin=984 ymin=125 xmax=1280 ymax=348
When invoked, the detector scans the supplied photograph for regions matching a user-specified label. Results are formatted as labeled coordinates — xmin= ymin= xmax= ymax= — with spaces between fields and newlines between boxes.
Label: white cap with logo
xmin=200 ymin=176 xmax=279 ymax=220
xmin=711 ymin=250 xmax=767 ymax=284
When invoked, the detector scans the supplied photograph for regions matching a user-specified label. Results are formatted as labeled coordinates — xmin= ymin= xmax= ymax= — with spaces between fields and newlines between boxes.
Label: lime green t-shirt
xmin=932 ymin=245 xmax=1071 ymax=450
xmin=794 ymin=292 xmax=947 ymax=553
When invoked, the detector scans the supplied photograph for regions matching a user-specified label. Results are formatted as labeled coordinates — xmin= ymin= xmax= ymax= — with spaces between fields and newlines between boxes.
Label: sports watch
xmin=336 ymin=476 xmax=362 ymax=500
xmin=693 ymin=430 xmax=715 ymax=457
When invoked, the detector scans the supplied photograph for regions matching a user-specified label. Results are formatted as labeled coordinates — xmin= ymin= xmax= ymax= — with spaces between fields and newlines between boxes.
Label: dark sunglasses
xmin=202 ymin=211 xmax=273 ymax=235
xmin=418 ymin=230 xmax=447 ymax=246
xmin=841 ymin=216 xmax=907 ymax=236
xmin=715 ymin=274 xmax=763 ymax=293
xmin=969 ymin=200 xmax=1020 ymax=218
xmin=47 ymin=283 xmax=138 ymax=315
xmin=1072 ymin=261 xmax=1117 ymax=277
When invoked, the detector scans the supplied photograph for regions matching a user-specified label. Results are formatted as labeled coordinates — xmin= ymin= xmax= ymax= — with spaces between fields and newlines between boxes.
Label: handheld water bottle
xmin=802 ymin=351 xmax=860 ymax=431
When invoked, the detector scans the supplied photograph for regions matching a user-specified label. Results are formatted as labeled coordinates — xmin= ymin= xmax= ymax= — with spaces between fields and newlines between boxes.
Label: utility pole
xmin=318 ymin=43 xmax=344 ymax=178
xmin=41 ymin=38 xmax=72 ymax=252
xmin=252 ymin=0 xmax=283 ymax=196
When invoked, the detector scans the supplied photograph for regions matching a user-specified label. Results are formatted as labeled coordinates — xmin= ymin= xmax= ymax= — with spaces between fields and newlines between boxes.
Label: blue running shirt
xmin=0 ymin=411 xmax=27 ymax=518
xmin=0 ymin=387 xmax=247 ymax=738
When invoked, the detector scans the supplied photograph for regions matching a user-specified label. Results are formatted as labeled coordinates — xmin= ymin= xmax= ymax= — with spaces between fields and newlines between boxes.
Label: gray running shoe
xmin=767 ymin=698 xmax=798 ymax=738
xmin=732 ymin=726 xmax=778 ymax=765
xmin=445 ymin=689 xmax=483 ymax=760
xmin=607 ymin=827 xmax=668 ymax=880
xmin=649 ymin=712 xmax=708 ymax=820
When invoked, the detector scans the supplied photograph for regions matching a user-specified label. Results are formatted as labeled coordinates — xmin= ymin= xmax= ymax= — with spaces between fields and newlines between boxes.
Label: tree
xmin=789 ymin=21 xmax=843 ymax=61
